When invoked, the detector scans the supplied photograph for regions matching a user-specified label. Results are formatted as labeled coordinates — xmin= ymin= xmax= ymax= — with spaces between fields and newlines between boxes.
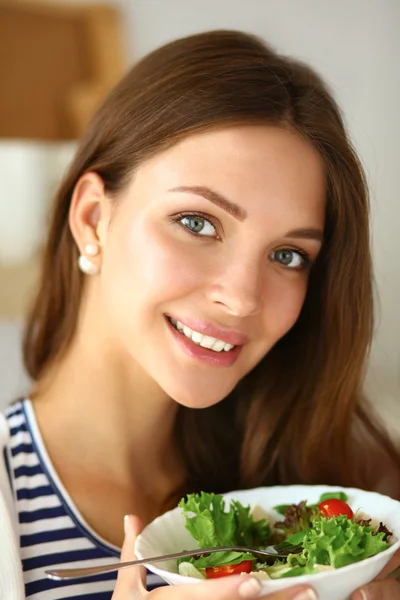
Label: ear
xmin=69 ymin=172 xmax=112 ymax=270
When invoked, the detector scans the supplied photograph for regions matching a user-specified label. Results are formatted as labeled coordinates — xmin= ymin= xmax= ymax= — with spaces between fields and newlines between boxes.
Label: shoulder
xmin=0 ymin=470 xmax=25 ymax=598
xmin=0 ymin=403 xmax=30 ymax=599
xmin=0 ymin=400 xmax=25 ymax=444
xmin=0 ymin=402 xmax=23 ymax=520
xmin=0 ymin=408 xmax=19 ymax=532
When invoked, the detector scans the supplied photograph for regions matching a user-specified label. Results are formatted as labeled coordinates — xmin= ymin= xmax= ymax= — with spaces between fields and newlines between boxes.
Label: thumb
xmin=112 ymin=514 xmax=147 ymax=599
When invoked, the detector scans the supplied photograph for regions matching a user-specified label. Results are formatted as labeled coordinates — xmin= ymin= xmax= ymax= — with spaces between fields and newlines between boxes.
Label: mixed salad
xmin=177 ymin=491 xmax=393 ymax=580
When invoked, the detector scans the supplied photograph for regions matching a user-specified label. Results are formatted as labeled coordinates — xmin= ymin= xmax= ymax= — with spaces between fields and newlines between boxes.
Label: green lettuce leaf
xmin=285 ymin=528 xmax=311 ymax=545
xmin=264 ymin=558 xmax=317 ymax=579
xmin=274 ymin=504 xmax=292 ymax=516
xmin=179 ymin=492 xmax=271 ymax=547
xmin=299 ymin=515 xmax=390 ymax=570
xmin=318 ymin=492 xmax=348 ymax=502
xmin=178 ymin=492 xmax=271 ymax=570
xmin=178 ymin=561 xmax=205 ymax=579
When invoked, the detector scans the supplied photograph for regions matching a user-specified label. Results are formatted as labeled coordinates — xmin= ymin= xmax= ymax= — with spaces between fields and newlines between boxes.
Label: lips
xmin=166 ymin=314 xmax=248 ymax=347
xmin=165 ymin=316 xmax=243 ymax=367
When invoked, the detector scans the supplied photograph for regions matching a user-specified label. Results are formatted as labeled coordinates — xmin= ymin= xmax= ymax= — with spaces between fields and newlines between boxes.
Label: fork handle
xmin=45 ymin=546 xmax=253 ymax=581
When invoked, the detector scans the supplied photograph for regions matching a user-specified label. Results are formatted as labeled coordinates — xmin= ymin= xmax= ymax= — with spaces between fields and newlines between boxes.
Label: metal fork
xmin=46 ymin=541 xmax=302 ymax=580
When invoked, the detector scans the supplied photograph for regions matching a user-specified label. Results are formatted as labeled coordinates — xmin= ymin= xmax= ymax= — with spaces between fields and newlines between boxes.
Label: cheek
xmin=263 ymin=273 xmax=309 ymax=337
xmin=102 ymin=220 xmax=207 ymax=315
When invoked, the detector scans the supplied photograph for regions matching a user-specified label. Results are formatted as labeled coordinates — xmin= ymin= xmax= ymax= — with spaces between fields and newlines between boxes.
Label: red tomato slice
xmin=318 ymin=498 xmax=354 ymax=519
xmin=205 ymin=560 xmax=253 ymax=579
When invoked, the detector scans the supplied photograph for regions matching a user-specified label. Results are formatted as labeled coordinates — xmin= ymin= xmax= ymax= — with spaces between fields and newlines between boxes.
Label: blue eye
xmin=271 ymin=249 xmax=310 ymax=270
xmin=180 ymin=215 xmax=216 ymax=237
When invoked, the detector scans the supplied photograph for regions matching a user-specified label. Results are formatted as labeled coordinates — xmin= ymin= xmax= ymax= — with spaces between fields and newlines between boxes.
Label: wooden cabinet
xmin=0 ymin=0 xmax=126 ymax=140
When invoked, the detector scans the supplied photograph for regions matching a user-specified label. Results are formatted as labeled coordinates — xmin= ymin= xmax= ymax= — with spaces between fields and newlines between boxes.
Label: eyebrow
xmin=283 ymin=228 xmax=323 ymax=242
xmin=168 ymin=185 xmax=323 ymax=241
xmin=168 ymin=185 xmax=248 ymax=221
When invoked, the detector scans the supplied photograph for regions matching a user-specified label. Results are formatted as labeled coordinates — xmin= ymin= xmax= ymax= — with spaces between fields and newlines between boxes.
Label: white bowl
xmin=135 ymin=485 xmax=400 ymax=600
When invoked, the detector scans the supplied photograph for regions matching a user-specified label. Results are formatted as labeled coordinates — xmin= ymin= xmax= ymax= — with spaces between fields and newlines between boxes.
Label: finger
xmin=151 ymin=576 xmax=317 ymax=600
xmin=112 ymin=514 xmax=147 ymax=598
xmin=376 ymin=549 xmax=400 ymax=580
xmin=352 ymin=578 xmax=400 ymax=600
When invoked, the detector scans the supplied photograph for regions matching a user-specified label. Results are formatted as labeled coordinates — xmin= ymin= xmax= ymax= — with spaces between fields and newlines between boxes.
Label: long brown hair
xmin=23 ymin=30 xmax=400 ymax=497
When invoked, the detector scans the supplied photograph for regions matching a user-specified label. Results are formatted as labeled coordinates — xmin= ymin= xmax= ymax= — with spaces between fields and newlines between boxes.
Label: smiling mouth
xmin=166 ymin=317 xmax=236 ymax=353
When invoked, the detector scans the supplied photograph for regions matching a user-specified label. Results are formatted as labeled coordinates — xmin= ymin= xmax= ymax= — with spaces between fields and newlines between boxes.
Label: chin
xmin=168 ymin=384 xmax=235 ymax=410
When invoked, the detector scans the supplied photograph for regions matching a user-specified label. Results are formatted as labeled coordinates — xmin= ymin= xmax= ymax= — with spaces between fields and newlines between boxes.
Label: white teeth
xmin=211 ymin=339 xmax=226 ymax=352
xmin=183 ymin=325 xmax=192 ymax=338
xmin=224 ymin=343 xmax=234 ymax=351
xmin=199 ymin=335 xmax=216 ymax=349
xmin=169 ymin=318 xmax=236 ymax=352
xmin=191 ymin=331 xmax=203 ymax=344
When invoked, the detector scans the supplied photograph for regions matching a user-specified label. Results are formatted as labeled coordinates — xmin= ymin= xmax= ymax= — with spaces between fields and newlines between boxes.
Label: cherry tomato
xmin=205 ymin=560 xmax=253 ymax=578
xmin=318 ymin=498 xmax=354 ymax=519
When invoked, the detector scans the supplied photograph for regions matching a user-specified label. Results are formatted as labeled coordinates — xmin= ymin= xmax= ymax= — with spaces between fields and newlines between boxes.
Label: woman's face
xmin=96 ymin=125 xmax=326 ymax=407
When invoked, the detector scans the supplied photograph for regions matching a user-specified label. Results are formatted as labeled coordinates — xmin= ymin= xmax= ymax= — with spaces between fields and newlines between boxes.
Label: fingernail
xmin=354 ymin=591 xmax=368 ymax=600
xmin=124 ymin=514 xmax=131 ymax=535
xmin=238 ymin=576 xmax=262 ymax=598
xmin=293 ymin=589 xmax=318 ymax=600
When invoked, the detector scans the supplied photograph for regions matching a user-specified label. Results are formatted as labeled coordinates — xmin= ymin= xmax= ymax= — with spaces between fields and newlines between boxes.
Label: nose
xmin=207 ymin=257 xmax=263 ymax=318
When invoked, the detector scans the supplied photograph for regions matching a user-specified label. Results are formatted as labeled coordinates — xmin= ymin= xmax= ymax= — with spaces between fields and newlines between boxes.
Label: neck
xmin=31 ymin=316 xmax=184 ymax=498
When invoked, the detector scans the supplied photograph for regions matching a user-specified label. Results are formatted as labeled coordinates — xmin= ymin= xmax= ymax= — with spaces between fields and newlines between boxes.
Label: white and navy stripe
xmin=4 ymin=400 xmax=165 ymax=599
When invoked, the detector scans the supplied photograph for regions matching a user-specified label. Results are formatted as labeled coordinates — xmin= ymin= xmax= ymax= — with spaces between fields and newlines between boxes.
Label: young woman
xmin=1 ymin=30 xmax=399 ymax=600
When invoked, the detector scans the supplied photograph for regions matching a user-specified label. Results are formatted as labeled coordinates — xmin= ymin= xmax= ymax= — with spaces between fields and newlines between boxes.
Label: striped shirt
xmin=4 ymin=400 xmax=165 ymax=599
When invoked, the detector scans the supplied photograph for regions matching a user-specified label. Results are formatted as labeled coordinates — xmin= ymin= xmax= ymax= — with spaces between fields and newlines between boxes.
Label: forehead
xmin=131 ymin=124 xmax=326 ymax=225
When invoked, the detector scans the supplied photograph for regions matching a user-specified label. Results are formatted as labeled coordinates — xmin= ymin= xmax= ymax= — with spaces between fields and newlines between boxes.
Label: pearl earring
xmin=85 ymin=244 xmax=99 ymax=257
xmin=78 ymin=244 xmax=100 ymax=275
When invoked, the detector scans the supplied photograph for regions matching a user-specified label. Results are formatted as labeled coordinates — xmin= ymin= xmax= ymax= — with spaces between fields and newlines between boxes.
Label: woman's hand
xmin=112 ymin=514 xmax=318 ymax=600
xmin=351 ymin=549 xmax=400 ymax=600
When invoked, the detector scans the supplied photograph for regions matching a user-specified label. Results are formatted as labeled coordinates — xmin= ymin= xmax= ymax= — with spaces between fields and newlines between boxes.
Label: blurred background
xmin=0 ymin=0 xmax=399 ymax=433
